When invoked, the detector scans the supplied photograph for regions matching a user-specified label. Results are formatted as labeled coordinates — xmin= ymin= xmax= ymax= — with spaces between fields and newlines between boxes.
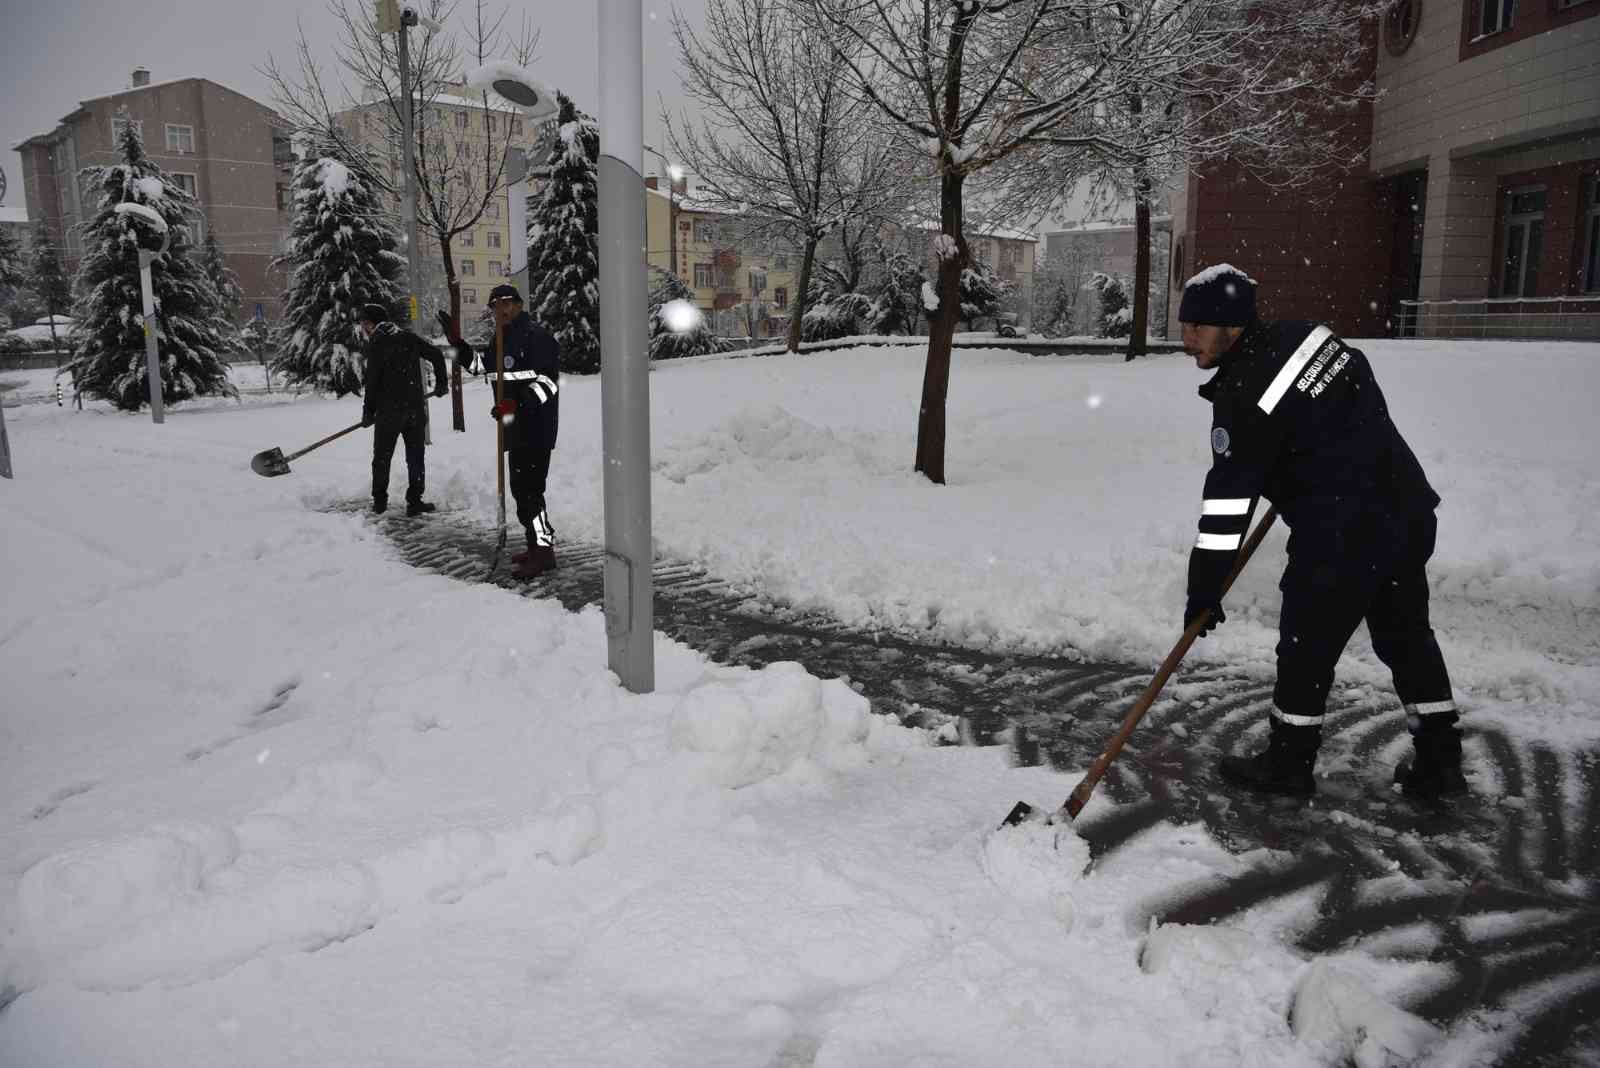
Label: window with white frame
xmin=488 ymin=260 xmax=503 ymax=276
xmin=170 ymin=173 xmax=198 ymax=199
xmin=693 ymin=219 xmax=716 ymax=244
xmin=463 ymin=287 xmax=478 ymax=305
xmin=1580 ymin=175 xmax=1600 ymax=294
xmin=1499 ymin=185 xmax=1546 ymax=298
xmin=487 ymin=202 xmax=501 ymax=221
xmin=693 ymin=263 xmax=714 ymax=288
xmin=461 ymin=259 xmax=475 ymax=276
xmin=165 ymin=123 xmax=195 ymax=153
xmin=461 ymin=230 xmax=475 ymax=247
xmin=487 ymin=230 xmax=502 ymax=249
xmin=1480 ymin=0 xmax=1515 ymax=35
xmin=111 ymin=117 xmax=144 ymax=144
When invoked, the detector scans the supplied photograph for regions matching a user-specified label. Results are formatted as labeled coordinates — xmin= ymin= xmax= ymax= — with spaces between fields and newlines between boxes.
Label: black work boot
xmin=1220 ymin=722 xmax=1320 ymax=797
xmin=372 ymin=497 xmax=388 ymax=515
xmin=1395 ymin=726 xmax=1467 ymax=800
xmin=405 ymin=500 xmax=437 ymax=517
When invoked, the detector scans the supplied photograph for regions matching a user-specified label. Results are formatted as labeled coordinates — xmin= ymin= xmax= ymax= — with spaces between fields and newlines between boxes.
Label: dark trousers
xmin=1273 ymin=508 xmax=1455 ymax=734
xmin=372 ymin=413 xmax=426 ymax=505
xmin=508 ymin=446 xmax=553 ymax=544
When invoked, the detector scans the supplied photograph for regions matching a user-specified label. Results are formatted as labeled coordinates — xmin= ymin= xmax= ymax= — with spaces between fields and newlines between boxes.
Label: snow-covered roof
xmin=913 ymin=218 xmax=1037 ymax=244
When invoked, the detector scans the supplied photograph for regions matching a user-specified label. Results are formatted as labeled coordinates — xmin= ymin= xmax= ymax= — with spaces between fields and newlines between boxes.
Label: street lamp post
xmin=598 ymin=0 xmax=654 ymax=693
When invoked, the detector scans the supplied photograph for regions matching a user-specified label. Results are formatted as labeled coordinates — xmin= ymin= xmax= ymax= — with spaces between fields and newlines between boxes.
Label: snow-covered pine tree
xmin=70 ymin=119 xmax=235 ymax=410
xmin=272 ymin=151 xmax=404 ymax=396
xmin=647 ymin=268 xmax=724 ymax=360
xmin=1090 ymin=272 xmax=1132 ymax=339
xmin=202 ymin=221 xmax=244 ymax=326
xmin=526 ymin=93 xmax=600 ymax=374
xmin=958 ymin=258 xmax=1010 ymax=331
xmin=869 ymin=245 xmax=925 ymax=336
xmin=27 ymin=220 xmax=74 ymax=362
xmin=0 ymin=225 xmax=22 ymax=300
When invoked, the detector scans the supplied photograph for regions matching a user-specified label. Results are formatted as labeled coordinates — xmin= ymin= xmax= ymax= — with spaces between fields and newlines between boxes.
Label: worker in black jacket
xmin=359 ymin=303 xmax=448 ymax=516
xmin=441 ymin=284 xmax=561 ymax=579
xmin=1177 ymin=265 xmax=1464 ymax=801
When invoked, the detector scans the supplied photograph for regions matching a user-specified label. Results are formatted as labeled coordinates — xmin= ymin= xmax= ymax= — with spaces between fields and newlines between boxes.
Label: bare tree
xmin=262 ymin=0 xmax=538 ymax=338
xmin=1003 ymin=0 xmax=1386 ymax=358
xmin=666 ymin=0 xmax=897 ymax=353
xmin=800 ymin=0 xmax=1153 ymax=484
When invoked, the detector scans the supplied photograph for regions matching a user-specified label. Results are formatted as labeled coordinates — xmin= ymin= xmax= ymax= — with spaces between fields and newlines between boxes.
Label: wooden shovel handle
xmin=285 ymin=422 xmax=364 ymax=463
xmin=1062 ymin=507 xmax=1279 ymax=820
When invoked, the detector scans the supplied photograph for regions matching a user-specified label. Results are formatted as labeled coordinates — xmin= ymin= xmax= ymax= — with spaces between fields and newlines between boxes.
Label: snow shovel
xmin=487 ymin=320 xmax=509 ymax=577
xmin=1003 ymin=506 xmax=1280 ymax=827
xmin=251 ymin=422 xmax=364 ymax=477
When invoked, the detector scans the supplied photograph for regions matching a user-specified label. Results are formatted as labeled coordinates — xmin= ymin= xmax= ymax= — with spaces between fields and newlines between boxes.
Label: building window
xmin=488 ymin=260 xmax=503 ymax=275
xmin=693 ymin=219 xmax=716 ymax=244
xmin=276 ymin=182 xmax=291 ymax=211
xmin=512 ymin=119 xmax=524 ymax=136
xmin=461 ymin=259 xmax=475 ymax=276
xmin=1385 ymin=0 xmax=1420 ymax=54
xmin=461 ymin=230 xmax=475 ymax=247
xmin=171 ymin=173 xmax=198 ymax=198
xmin=487 ymin=202 xmax=501 ymax=221
xmin=694 ymin=263 xmax=714 ymax=288
xmin=455 ymin=111 xmax=469 ymax=129
xmin=1580 ymin=175 xmax=1600 ymax=293
xmin=1499 ymin=186 xmax=1546 ymax=298
xmin=111 ymin=117 xmax=144 ymax=144
xmin=463 ymin=287 xmax=478 ymax=305
xmin=165 ymin=123 xmax=195 ymax=154
xmin=1479 ymin=0 xmax=1514 ymax=35
xmin=774 ymin=253 xmax=789 ymax=270
xmin=487 ymin=230 xmax=502 ymax=249
xmin=774 ymin=286 xmax=788 ymax=310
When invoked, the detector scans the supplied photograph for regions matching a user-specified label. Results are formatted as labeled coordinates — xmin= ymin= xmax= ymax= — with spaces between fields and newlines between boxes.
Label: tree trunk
xmin=1127 ymin=173 xmax=1151 ymax=361
xmin=441 ymin=240 xmax=465 ymax=431
xmin=915 ymin=171 xmax=966 ymax=486
xmin=787 ymin=236 xmax=819 ymax=353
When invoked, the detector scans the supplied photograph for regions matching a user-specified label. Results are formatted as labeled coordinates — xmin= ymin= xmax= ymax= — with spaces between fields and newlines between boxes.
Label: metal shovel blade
xmin=251 ymin=447 xmax=290 ymax=477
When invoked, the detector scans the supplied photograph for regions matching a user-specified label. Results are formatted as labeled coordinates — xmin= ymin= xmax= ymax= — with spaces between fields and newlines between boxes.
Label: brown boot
xmin=513 ymin=543 xmax=555 ymax=579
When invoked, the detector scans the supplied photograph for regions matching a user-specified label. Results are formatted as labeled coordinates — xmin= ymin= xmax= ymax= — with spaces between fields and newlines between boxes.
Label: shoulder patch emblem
xmin=504 ymin=355 xmax=516 ymax=369
xmin=1211 ymin=427 xmax=1230 ymax=455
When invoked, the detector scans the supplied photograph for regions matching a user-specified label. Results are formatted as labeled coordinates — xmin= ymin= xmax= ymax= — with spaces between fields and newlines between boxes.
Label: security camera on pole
xmin=114 ymin=201 xmax=172 ymax=425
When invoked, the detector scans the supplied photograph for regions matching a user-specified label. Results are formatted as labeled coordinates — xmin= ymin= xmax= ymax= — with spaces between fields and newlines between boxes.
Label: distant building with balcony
xmin=13 ymin=68 xmax=294 ymax=322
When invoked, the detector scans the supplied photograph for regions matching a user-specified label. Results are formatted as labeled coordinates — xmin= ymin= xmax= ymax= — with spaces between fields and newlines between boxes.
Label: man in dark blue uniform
xmin=441 ymin=284 xmax=562 ymax=579
xmin=1178 ymin=265 xmax=1465 ymax=800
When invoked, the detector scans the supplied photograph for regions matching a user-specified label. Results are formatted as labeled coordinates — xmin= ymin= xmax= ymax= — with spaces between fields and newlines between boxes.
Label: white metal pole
xmin=138 ymin=249 xmax=164 ymax=424
xmin=598 ymin=0 xmax=653 ymax=693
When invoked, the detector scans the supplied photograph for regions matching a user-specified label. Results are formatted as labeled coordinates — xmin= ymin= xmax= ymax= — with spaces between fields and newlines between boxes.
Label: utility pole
xmin=598 ymin=0 xmax=654 ymax=692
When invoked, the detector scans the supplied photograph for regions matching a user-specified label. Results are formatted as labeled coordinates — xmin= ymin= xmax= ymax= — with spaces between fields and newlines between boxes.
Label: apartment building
xmin=14 ymin=68 xmax=293 ymax=321
xmin=645 ymin=180 xmax=800 ymax=339
xmin=337 ymin=92 xmax=542 ymax=311
xmin=1165 ymin=0 xmax=1600 ymax=339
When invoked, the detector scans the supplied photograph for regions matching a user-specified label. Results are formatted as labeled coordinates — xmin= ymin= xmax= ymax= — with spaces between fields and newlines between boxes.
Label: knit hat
xmin=1178 ymin=264 xmax=1257 ymax=326
xmin=487 ymin=284 xmax=523 ymax=305
xmin=358 ymin=303 xmax=389 ymax=324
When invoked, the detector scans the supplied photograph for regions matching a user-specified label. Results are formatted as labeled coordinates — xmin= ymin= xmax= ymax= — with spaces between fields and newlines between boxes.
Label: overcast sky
xmin=0 ymin=0 xmax=701 ymax=210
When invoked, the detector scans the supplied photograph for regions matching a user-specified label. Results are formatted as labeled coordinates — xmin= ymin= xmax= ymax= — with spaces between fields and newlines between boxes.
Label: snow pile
xmin=317 ymin=158 xmax=351 ymax=199
xmin=922 ymin=279 xmax=940 ymax=311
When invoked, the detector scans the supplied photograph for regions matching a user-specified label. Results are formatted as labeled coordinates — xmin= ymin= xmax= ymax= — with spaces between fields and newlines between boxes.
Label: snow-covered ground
xmin=1 ymin=339 xmax=1595 ymax=1065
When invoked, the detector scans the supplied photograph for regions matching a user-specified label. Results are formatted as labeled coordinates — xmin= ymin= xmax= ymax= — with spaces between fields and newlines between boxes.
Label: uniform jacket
xmin=487 ymin=311 xmax=561 ymax=451
xmin=362 ymin=323 xmax=447 ymax=426
xmin=1187 ymin=320 xmax=1439 ymax=607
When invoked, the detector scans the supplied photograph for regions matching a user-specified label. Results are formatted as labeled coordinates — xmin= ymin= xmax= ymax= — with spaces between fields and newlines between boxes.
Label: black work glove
xmin=1185 ymin=599 xmax=1226 ymax=637
xmin=361 ymin=412 xmax=375 ymax=428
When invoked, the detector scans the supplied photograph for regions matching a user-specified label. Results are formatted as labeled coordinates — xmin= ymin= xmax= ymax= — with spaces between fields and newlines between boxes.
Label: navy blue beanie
xmin=1178 ymin=264 xmax=1257 ymax=326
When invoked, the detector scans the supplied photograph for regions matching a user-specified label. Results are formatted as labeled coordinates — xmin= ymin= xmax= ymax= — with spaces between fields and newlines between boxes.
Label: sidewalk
xmin=358 ymin=501 xmax=1600 ymax=1067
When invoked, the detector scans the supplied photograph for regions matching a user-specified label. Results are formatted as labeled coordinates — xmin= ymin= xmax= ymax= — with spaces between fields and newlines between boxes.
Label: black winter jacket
xmin=486 ymin=311 xmax=561 ymax=451
xmin=362 ymin=323 xmax=447 ymax=425
xmin=1186 ymin=320 xmax=1439 ymax=608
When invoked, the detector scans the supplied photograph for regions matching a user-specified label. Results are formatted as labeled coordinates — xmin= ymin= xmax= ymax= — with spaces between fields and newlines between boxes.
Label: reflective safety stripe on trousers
xmin=1201 ymin=498 xmax=1251 ymax=516
xmin=1271 ymin=706 xmax=1325 ymax=728
xmin=1257 ymin=326 xmax=1333 ymax=414
xmin=1405 ymin=698 xmax=1457 ymax=730
xmin=531 ymin=509 xmax=555 ymax=547
xmin=1195 ymin=532 xmax=1242 ymax=551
